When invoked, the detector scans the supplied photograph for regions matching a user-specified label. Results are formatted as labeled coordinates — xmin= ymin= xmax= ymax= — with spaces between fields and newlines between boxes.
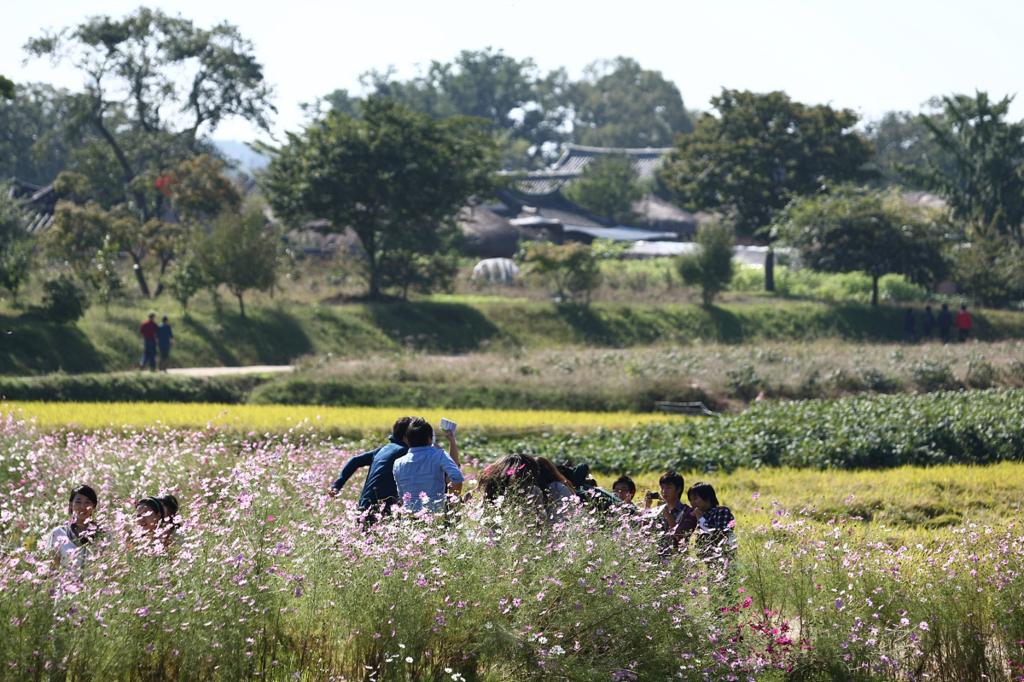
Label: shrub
xmin=523 ymin=241 xmax=601 ymax=305
xmin=676 ymin=221 xmax=734 ymax=306
xmin=908 ymin=360 xmax=958 ymax=391
xmin=39 ymin=274 xmax=90 ymax=324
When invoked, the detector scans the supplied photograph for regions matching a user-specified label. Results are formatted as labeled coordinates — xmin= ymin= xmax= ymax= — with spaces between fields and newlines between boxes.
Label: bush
xmin=39 ymin=274 xmax=90 ymax=324
xmin=523 ymin=241 xmax=601 ymax=305
xmin=0 ymin=372 xmax=259 ymax=403
xmin=676 ymin=221 xmax=734 ymax=306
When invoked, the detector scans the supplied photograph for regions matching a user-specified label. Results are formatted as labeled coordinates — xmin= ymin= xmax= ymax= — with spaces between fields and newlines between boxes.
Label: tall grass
xmin=0 ymin=414 xmax=1022 ymax=681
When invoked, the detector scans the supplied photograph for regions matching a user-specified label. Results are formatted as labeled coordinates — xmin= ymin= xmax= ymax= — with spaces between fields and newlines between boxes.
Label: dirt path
xmin=165 ymin=365 xmax=294 ymax=378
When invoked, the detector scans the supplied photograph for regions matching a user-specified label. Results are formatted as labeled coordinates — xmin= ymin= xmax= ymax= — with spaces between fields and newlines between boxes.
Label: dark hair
xmin=158 ymin=494 xmax=179 ymax=520
xmin=69 ymin=484 xmax=98 ymax=507
xmin=659 ymin=471 xmax=684 ymax=491
xmin=137 ymin=497 xmax=164 ymax=518
xmin=536 ymin=457 xmax=575 ymax=494
xmin=477 ymin=453 xmax=539 ymax=501
xmin=162 ymin=316 xmax=169 ymax=322
xmin=942 ymin=303 xmax=949 ymax=310
xmin=612 ymin=475 xmax=636 ymax=493
xmin=405 ymin=418 xmax=434 ymax=448
xmin=687 ymin=481 xmax=719 ymax=508
xmin=961 ymin=304 xmax=968 ymax=311
xmin=392 ymin=416 xmax=414 ymax=441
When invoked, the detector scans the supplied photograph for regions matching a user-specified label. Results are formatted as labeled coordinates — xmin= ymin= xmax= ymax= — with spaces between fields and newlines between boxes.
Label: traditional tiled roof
xmin=507 ymin=144 xmax=673 ymax=193
xmin=8 ymin=178 xmax=58 ymax=232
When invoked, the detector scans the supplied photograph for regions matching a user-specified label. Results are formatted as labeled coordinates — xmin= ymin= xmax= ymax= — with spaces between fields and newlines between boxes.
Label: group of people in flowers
xmin=48 ymin=487 xmax=179 ymax=572
xmin=47 ymin=416 xmax=735 ymax=574
xmin=328 ymin=416 xmax=737 ymax=560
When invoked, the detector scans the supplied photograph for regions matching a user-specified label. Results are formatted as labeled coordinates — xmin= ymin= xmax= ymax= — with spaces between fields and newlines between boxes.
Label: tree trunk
xmin=237 ymin=294 xmax=246 ymax=319
xmin=872 ymin=275 xmax=879 ymax=307
xmin=131 ymin=260 xmax=151 ymax=298
xmin=764 ymin=249 xmax=775 ymax=292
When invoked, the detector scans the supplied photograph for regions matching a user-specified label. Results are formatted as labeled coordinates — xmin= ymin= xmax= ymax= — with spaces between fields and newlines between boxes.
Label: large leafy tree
xmin=348 ymin=49 xmax=566 ymax=169
xmin=900 ymin=92 xmax=1024 ymax=244
xmin=0 ymin=83 xmax=84 ymax=185
xmin=777 ymin=186 xmax=947 ymax=306
xmin=260 ymin=96 xmax=497 ymax=300
xmin=564 ymin=57 xmax=692 ymax=148
xmin=864 ymin=108 xmax=953 ymax=188
xmin=663 ymin=89 xmax=876 ymax=290
xmin=563 ymin=154 xmax=643 ymax=225
xmin=24 ymin=6 xmax=275 ymax=295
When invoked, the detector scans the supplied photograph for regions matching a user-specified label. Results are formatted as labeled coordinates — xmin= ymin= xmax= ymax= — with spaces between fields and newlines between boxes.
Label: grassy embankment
xmin=3 ymin=294 xmax=1024 ymax=409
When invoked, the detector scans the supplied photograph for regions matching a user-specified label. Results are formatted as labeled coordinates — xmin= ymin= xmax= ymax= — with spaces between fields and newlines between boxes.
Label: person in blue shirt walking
xmin=157 ymin=316 xmax=175 ymax=371
xmin=329 ymin=416 xmax=414 ymax=524
xmin=392 ymin=418 xmax=463 ymax=515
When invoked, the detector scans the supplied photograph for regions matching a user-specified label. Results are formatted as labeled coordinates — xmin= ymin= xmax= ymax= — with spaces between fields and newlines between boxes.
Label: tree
xmin=777 ymin=186 xmax=948 ymax=306
xmin=863 ymin=108 xmax=953 ymax=188
xmin=662 ymin=89 xmax=877 ymax=290
xmin=0 ymin=184 xmax=34 ymax=304
xmin=356 ymin=48 xmax=568 ymax=169
xmin=165 ymin=249 xmax=207 ymax=313
xmin=563 ymin=154 xmax=643 ymax=225
xmin=0 ymin=83 xmax=88 ymax=185
xmin=676 ymin=222 xmax=735 ymax=306
xmin=949 ymin=230 xmax=1024 ymax=307
xmin=87 ymin=234 xmax=125 ymax=314
xmin=25 ymin=6 xmax=275 ymax=295
xmin=195 ymin=201 xmax=279 ymax=318
xmin=522 ymin=241 xmax=601 ymax=305
xmin=564 ymin=57 xmax=692 ymax=148
xmin=0 ymin=75 xmax=13 ymax=100
xmin=900 ymin=92 xmax=1024 ymax=245
xmin=261 ymin=96 xmax=497 ymax=300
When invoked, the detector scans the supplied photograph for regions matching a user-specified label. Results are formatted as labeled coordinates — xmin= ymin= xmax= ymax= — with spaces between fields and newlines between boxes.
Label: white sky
xmin=3 ymin=0 xmax=1023 ymax=144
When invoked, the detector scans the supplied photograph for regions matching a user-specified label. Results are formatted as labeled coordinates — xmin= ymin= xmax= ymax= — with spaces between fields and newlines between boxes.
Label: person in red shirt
xmin=955 ymin=305 xmax=973 ymax=343
xmin=139 ymin=312 xmax=158 ymax=371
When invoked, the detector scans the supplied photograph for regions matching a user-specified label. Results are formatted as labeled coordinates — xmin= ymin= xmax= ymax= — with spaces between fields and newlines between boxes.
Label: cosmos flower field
xmin=0 ymin=407 xmax=1022 ymax=682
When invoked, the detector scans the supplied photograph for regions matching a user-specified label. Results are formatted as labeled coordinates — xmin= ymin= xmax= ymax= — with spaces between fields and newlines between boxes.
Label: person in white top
xmin=47 ymin=484 xmax=100 ymax=573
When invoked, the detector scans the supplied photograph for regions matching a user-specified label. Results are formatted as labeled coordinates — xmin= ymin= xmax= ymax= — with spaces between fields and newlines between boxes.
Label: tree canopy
xmin=777 ymin=186 xmax=947 ymax=306
xmin=23 ymin=6 xmax=274 ymax=296
xmin=662 ymin=89 xmax=876 ymax=290
xmin=562 ymin=154 xmax=643 ymax=225
xmin=260 ymin=96 xmax=498 ymax=300
xmin=563 ymin=57 xmax=692 ymax=148
xmin=900 ymin=92 xmax=1024 ymax=244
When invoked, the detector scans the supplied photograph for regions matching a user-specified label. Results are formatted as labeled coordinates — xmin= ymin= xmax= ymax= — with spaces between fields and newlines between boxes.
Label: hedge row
xmin=0 ymin=373 xmax=259 ymax=403
xmin=463 ymin=388 xmax=1024 ymax=473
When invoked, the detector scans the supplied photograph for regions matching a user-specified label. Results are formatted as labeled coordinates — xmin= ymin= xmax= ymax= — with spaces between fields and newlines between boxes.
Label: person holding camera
xmin=643 ymin=471 xmax=696 ymax=555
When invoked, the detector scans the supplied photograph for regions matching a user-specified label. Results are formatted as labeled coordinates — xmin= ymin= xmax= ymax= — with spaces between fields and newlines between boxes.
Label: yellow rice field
xmin=0 ymin=401 xmax=682 ymax=433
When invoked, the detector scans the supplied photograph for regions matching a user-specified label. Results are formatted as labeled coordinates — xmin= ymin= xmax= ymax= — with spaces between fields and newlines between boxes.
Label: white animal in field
xmin=472 ymin=258 xmax=520 ymax=284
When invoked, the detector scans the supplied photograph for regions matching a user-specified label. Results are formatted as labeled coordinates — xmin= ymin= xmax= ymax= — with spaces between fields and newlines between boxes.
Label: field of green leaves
xmin=466 ymin=387 xmax=1024 ymax=473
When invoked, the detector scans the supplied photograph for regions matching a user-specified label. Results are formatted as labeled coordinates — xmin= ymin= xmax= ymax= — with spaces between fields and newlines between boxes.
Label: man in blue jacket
xmin=328 ymin=416 xmax=414 ymax=523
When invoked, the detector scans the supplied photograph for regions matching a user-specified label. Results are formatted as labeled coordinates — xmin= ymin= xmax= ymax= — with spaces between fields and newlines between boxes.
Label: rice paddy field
xmin=1 ymin=398 xmax=1022 ymax=681
xmin=1 ymin=401 xmax=681 ymax=435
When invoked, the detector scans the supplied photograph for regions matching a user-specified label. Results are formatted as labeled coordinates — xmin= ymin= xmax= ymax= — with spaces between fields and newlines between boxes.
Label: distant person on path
xmin=937 ymin=303 xmax=953 ymax=344
xmin=956 ymin=304 xmax=973 ymax=342
xmin=139 ymin=312 xmax=158 ymax=371
xmin=329 ymin=416 xmax=413 ymax=525
xmin=903 ymin=308 xmax=917 ymax=344
xmin=157 ymin=316 xmax=175 ymax=372
xmin=922 ymin=305 xmax=935 ymax=340
xmin=392 ymin=418 xmax=463 ymax=515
